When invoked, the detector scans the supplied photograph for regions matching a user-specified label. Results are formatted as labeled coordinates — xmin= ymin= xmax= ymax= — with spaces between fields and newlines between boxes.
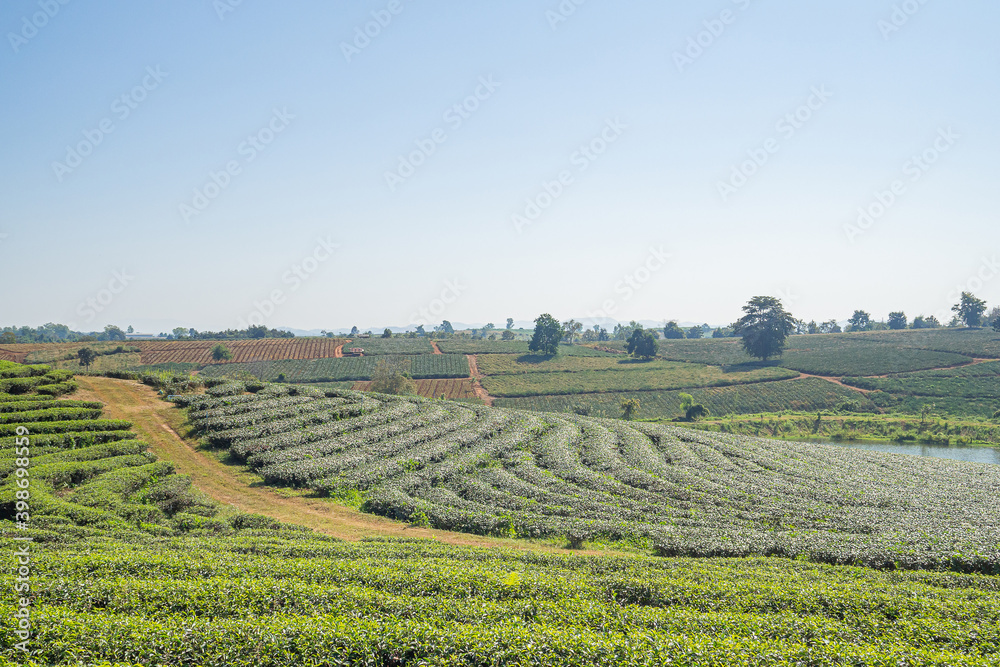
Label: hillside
xmin=182 ymin=383 xmax=1000 ymax=573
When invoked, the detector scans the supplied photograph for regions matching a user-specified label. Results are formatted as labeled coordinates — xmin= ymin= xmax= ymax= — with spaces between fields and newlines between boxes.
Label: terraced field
xmin=199 ymin=355 xmax=470 ymax=382
xmin=184 ymin=384 xmax=1000 ymax=572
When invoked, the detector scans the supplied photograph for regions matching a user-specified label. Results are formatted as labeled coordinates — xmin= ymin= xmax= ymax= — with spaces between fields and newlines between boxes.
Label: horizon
xmin=2 ymin=2 xmax=998 ymax=331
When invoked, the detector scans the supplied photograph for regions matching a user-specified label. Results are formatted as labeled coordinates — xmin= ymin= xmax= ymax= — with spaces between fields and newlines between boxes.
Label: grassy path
xmin=73 ymin=376 xmax=585 ymax=552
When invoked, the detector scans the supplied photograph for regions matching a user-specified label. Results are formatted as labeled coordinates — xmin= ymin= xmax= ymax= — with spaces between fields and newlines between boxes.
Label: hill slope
xmin=183 ymin=384 xmax=1000 ymax=573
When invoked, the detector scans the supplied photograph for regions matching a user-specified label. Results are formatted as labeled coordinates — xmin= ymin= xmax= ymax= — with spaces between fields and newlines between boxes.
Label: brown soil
xmin=430 ymin=341 xmax=443 ymax=354
xmin=466 ymin=355 xmax=494 ymax=406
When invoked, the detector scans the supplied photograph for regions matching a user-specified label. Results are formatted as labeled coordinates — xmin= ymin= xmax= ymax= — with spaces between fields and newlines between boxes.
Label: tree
xmin=952 ymin=292 xmax=988 ymax=327
xmin=102 ymin=325 xmax=126 ymax=341
xmin=349 ymin=326 xmax=359 ymax=336
xmin=992 ymin=314 xmax=1000 ymax=333
xmin=820 ymin=319 xmax=842 ymax=334
xmin=415 ymin=325 xmax=426 ymax=336
xmin=596 ymin=326 xmax=610 ymax=342
xmin=679 ymin=392 xmax=708 ymax=421
xmin=126 ymin=325 xmax=134 ymax=334
xmin=562 ymin=319 xmax=583 ymax=343
xmin=382 ymin=328 xmax=392 ymax=338
xmin=501 ymin=329 xmax=516 ymax=341
xmin=435 ymin=320 xmax=454 ymax=335
xmin=625 ymin=328 xmax=658 ymax=360
xmin=211 ymin=343 xmax=232 ymax=361
xmin=0 ymin=331 xmax=15 ymax=344
xmin=370 ymin=357 xmax=415 ymax=395
xmin=912 ymin=315 xmax=939 ymax=329
xmin=483 ymin=323 xmax=495 ymax=331
xmin=887 ymin=312 xmax=907 ymax=330
xmin=712 ymin=328 xmax=725 ymax=338
xmin=528 ymin=314 xmax=564 ymax=356
xmin=686 ymin=326 xmax=703 ymax=339
xmin=248 ymin=325 xmax=267 ymax=339
xmin=506 ymin=318 xmax=514 ymax=330
xmin=732 ymin=296 xmax=796 ymax=361
xmin=847 ymin=310 xmax=871 ymax=332
xmin=662 ymin=321 xmax=685 ymax=339
xmin=620 ymin=397 xmax=640 ymax=421
xmin=78 ymin=347 xmax=97 ymax=370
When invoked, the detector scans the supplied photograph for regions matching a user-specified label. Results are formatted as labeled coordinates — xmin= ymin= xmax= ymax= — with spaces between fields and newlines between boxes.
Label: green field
xmin=343 ymin=338 xmax=435 ymax=355
xmin=438 ymin=340 xmax=613 ymax=356
xmin=3 ymin=536 xmax=999 ymax=666
xmin=198 ymin=355 xmax=470 ymax=382
xmin=843 ymin=360 xmax=1000 ymax=398
xmin=600 ymin=333 xmax=977 ymax=375
xmin=184 ymin=383 xmax=998 ymax=572
xmin=495 ymin=377 xmax=876 ymax=418
xmin=480 ymin=362 xmax=798 ymax=397
xmin=3 ymin=363 xmax=1000 ymax=664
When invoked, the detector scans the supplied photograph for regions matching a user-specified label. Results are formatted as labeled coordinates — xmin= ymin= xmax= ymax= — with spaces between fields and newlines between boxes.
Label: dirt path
xmin=796 ymin=373 xmax=873 ymax=394
xmin=466 ymin=354 xmax=494 ymax=406
xmin=73 ymin=376 xmax=589 ymax=552
xmin=430 ymin=340 xmax=443 ymax=354
xmin=334 ymin=344 xmax=343 ymax=358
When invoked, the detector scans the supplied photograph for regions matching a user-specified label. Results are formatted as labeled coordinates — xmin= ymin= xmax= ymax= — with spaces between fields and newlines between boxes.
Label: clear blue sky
xmin=2 ymin=0 xmax=997 ymax=333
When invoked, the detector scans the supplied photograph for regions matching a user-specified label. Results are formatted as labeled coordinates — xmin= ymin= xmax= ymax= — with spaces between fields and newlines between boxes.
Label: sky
xmin=1 ymin=0 xmax=998 ymax=334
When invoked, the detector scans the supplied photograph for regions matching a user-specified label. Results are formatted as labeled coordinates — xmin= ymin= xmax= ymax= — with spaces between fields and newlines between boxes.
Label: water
xmin=817 ymin=440 xmax=1000 ymax=466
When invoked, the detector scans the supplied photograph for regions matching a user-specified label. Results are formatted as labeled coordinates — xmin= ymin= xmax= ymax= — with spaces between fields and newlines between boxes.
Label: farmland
xmin=495 ymin=377 xmax=876 ymax=419
xmin=843 ymin=360 xmax=1000 ymax=398
xmin=0 ymin=338 xmax=348 ymax=366
xmin=3 ymin=537 xmax=999 ymax=666
xmin=2 ymin=364 xmax=999 ymax=664
xmin=437 ymin=340 xmax=612 ymax=356
xmin=480 ymin=362 xmax=798 ymax=398
xmin=184 ymin=383 xmax=1000 ymax=572
xmin=198 ymin=355 xmax=470 ymax=382
xmin=340 ymin=337 xmax=435 ymax=355
xmin=353 ymin=378 xmax=479 ymax=401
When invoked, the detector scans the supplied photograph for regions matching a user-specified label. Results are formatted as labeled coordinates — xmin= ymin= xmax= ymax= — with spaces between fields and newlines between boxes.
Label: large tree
xmin=847 ymin=310 xmax=871 ymax=332
xmin=662 ymin=321 xmax=685 ymax=339
xmin=528 ymin=314 xmax=564 ymax=356
xmin=887 ymin=311 xmax=907 ymax=330
xmin=370 ymin=357 xmax=415 ymax=395
xmin=625 ymin=328 xmax=658 ymax=360
xmin=78 ymin=347 xmax=97 ymax=370
xmin=952 ymin=292 xmax=988 ymax=328
xmin=732 ymin=296 xmax=796 ymax=361
xmin=562 ymin=319 xmax=583 ymax=343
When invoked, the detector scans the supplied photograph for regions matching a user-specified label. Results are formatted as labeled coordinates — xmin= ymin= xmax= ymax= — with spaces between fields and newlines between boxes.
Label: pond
xmin=817 ymin=440 xmax=1000 ymax=466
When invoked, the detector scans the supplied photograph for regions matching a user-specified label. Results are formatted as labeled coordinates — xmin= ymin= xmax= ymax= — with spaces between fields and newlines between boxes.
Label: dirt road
xmin=466 ymin=354 xmax=494 ymax=406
